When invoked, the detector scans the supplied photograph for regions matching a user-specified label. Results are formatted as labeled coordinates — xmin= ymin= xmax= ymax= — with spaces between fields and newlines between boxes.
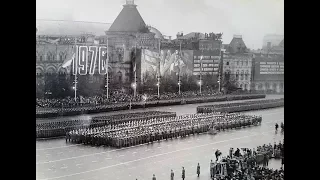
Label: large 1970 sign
xmin=72 ymin=45 xmax=108 ymax=75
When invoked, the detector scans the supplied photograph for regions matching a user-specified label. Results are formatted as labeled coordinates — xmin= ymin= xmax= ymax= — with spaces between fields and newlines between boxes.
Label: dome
xmin=149 ymin=26 xmax=164 ymax=40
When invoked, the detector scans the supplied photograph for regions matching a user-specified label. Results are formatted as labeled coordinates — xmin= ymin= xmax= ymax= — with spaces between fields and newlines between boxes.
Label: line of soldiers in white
xmin=36 ymin=112 xmax=176 ymax=139
xmin=36 ymin=111 xmax=175 ymax=131
xmin=197 ymin=99 xmax=284 ymax=113
xmin=66 ymin=113 xmax=262 ymax=148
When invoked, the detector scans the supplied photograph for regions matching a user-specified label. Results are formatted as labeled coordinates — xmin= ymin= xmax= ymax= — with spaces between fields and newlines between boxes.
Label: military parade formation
xmin=36 ymin=94 xmax=266 ymax=118
xmin=66 ymin=113 xmax=262 ymax=148
xmin=197 ymin=99 xmax=284 ymax=113
xmin=36 ymin=111 xmax=176 ymax=138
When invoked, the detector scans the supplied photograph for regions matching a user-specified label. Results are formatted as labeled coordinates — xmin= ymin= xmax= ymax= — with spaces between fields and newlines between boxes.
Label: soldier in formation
xmin=182 ymin=167 xmax=185 ymax=180
xmin=196 ymin=163 xmax=200 ymax=177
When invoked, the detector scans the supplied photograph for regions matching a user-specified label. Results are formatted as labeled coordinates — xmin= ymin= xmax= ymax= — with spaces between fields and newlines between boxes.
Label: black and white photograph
xmin=36 ymin=0 xmax=284 ymax=179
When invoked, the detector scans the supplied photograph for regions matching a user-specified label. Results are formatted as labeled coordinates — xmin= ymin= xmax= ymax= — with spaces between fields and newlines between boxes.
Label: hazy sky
xmin=36 ymin=0 xmax=284 ymax=49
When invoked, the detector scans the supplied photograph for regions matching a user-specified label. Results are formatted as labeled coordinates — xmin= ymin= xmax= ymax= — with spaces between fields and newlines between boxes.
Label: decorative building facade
xmin=36 ymin=0 xmax=163 ymax=97
xmin=222 ymin=35 xmax=252 ymax=91
xmin=223 ymin=53 xmax=253 ymax=91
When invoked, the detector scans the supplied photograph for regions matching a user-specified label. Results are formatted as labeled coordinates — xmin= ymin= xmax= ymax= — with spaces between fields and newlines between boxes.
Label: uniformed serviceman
xmin=182 ymin=167 xmax=185 ymax=180
xmin=197 ymin=163 xmax=200 ymax=177
xmin=170 ymin=169 xmax=174 ymax=180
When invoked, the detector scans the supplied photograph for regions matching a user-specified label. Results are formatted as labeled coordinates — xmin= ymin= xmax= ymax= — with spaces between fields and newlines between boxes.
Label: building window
xmin=244 ymin=84 xmax=247 ymax=90
xmin=266 ymin=83 xmax=270 ymax=90
xmin=40 ymin=55 xmax=43 ymax=61
xmin=226 ymin=62 xmax=229 ymax=65
xmin=60 ymin=55 xmax=63 ymax=61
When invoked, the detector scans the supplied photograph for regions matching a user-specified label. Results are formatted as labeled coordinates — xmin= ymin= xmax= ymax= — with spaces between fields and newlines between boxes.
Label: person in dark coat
xmin=182 ymin=167 xmax=185 ymax=180
xmin=152 ymin=174 xmax=156 ymax=180
xmin=170 ymin=169 xmax=174 ymax=180
xmin=197 ymin=163 xmax=200 ymax=177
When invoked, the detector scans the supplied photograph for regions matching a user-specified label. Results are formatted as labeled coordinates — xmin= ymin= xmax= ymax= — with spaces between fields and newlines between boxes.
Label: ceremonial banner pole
xmin=200 ymin=49 xmax=203 ymax=94
xmin=106 ymin=37 xmax=109 ymax=99
xmin=157 ymin=39 xmax=160 ymax=98
xmin=134 ymin=42 xmax=137 ymax=97
xmin=74 ymin=37 xmax=78 ymax=102
xmin=178 ymin=41 xmax=182 ymax=95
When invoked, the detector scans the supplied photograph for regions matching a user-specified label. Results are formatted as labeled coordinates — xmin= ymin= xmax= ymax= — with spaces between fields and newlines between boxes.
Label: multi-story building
xmin=36 ymin=0 xmax=164 ymax=97
xmin=251 ymin=53 xmax=284 ymax=93
xmin=222 ymin=35 xmax=253 ymax=91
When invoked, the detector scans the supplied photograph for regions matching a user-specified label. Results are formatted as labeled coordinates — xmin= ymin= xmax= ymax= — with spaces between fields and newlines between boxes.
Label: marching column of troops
xmin=66 ymin=113 xmax=262 ymax=148
xmin=197 ymin=99 xmax=284 ymax=113
xmin=36 ymin=111 xmax=176 ymax=138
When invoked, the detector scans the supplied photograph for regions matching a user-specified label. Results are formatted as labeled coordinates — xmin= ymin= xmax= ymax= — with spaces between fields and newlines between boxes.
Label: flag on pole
xmin=62 ymin=51 xmax=75 ymax=68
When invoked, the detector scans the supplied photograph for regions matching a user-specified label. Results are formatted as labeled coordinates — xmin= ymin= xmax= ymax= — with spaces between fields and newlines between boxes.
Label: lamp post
xmin=199 ymin=79 xmax=202 ymax=94
xmin=74 ymin=74 xmax=77 ymax=102
xmin=131 ymin=82 xmax=137 ymax=97
xmin=178 ymin=80 xmax=181 ymax=95
xmin=156 ymin=76 xmax=160 ymax=98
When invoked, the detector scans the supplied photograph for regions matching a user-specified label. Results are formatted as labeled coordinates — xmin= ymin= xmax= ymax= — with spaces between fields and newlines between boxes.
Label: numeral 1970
xmin=72 ymin=45 xmax=108 ymax=75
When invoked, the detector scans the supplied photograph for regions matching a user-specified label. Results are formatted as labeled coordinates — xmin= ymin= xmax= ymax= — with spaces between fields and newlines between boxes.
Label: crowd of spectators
xmin=36 ymin=90 xmax=223 ymax=108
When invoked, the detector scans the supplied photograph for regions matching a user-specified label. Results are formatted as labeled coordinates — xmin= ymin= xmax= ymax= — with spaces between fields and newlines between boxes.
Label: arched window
xmin=47 ymin=52 xmax=53 ymax=61
xmin=244 ymin=84 xmax=247 ymax=90
xmin=46 ymin=67 xmax=55 ymax=75
xmin=245 ymin=70 xmax=249 ymax=80
xmin=280 ymin=83 xmax=284 ymax=90
xmin=241 ymin=70 xmax=244 ymax=80
xmin=40 ymin=55 xmax=43 ymax=61
xmin=59 ymin=52 xmax=65 ymax=61
xmin=36 ymin=68 xmax=43 ymax=76
xmin=236 ymin=70 xmax=239 ymax=80
xmin=117 ymin=71 xmax=123 ymax=82
xmin=240 ymin=84 xmax=243 ymax=88
xmin=265 ymin=82 xmax=270 ymax=90
xmin=273 ymin=83 xmax=277 ymax=90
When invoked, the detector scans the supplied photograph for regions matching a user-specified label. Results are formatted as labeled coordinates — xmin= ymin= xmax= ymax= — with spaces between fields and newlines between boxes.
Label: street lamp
xmin=198 ymin=80 xmax=202 ymax=94
xmin=156 ymin=82 xmax=160 ymax=98
xmin=131 ymin=82 xmax=137 ymax=97
xmin=156 ymin=76 xmax=160 ymax=98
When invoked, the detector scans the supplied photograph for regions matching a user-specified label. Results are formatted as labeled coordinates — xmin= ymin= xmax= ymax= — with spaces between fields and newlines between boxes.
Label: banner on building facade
xmin=193 ymin=50 xmax=221 ymax=75
xmin=140 ymin=49 xmax=193 ymax=84
xmin=253 ymin=55 xmax=284 ymax=81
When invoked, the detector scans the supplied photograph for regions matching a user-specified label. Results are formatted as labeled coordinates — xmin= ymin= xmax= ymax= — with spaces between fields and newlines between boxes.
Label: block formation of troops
xmin=36 ymin=111 xmax=176 ymax=138
xmin=197 ymin=99 xmax=284 ymax=113
xmin=66 ymin=113 xmax=262 ymax=148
